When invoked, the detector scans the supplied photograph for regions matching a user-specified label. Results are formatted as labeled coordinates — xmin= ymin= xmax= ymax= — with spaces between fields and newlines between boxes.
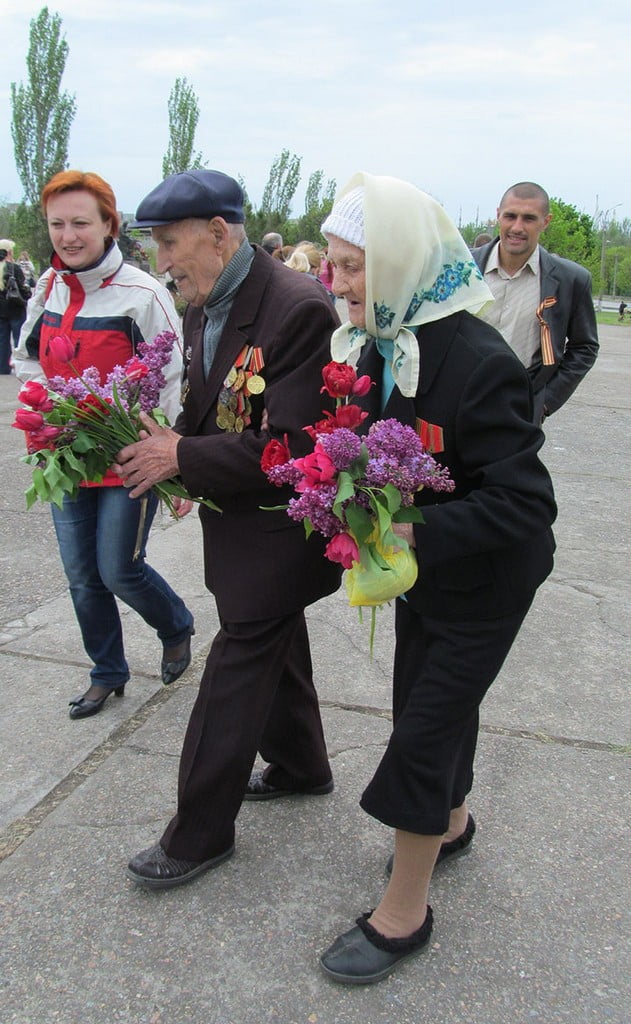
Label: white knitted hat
xmin=321 ymin=187 xmax=365 ymax=248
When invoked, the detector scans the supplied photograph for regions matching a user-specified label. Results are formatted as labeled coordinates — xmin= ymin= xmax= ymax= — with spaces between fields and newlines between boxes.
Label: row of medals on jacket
xmin=216 ymin=361 xmax=266 ymax=433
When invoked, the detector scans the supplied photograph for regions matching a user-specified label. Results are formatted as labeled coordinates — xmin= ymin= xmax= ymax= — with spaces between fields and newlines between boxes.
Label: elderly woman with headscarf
xmin=317 ymin=174 xmax=557 ymax=984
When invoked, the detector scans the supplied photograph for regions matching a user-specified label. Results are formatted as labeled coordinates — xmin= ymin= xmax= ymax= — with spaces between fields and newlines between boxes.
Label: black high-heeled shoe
xmin=68 ymin=684 xmax=125 ymax=720
xmin=161 ymin=626 xmax=195 ymax=685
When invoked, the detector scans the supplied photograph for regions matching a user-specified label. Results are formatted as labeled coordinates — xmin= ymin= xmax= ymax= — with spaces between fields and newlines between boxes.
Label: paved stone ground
xmin=0 ymin=324 xmax=629 ymax=1024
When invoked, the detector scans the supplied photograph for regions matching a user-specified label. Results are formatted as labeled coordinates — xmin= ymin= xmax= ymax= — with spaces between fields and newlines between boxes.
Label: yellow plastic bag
xmin=345 ymin=543 xmax=418 ymax=607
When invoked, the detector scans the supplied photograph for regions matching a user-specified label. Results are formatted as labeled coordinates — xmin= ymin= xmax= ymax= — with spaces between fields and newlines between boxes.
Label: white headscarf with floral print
xmin=322 ymin=172 xmax=494 ymax=397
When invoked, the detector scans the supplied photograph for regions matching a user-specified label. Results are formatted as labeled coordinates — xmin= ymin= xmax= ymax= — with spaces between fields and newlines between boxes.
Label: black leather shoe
xmin=68 ymin=684 xmax=125 ymax=720
xmin=243 ymin=768 xmax=334 ymax=801
xmin=385 ymin=814 xmax=476 ymax=876
xmin=320 ymin=907 xmax=433 ymax=985
xmin=127 ymin=841 xmax=234 ymax=889
xmin=161 ymin=626 xmax=195 ymax=685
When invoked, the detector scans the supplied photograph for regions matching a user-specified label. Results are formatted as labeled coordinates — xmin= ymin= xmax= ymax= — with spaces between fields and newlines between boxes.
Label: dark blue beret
xmin=130 ymin=169 xmax=245 ymax=227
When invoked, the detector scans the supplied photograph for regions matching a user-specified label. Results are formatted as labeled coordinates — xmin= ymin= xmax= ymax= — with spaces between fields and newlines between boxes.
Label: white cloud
xmin=1 ymin=1 xmax=629 ymax=225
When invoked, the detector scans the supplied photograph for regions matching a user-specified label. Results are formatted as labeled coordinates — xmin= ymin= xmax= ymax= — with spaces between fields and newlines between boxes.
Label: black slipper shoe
xmin=320 ymin=906 xmax=433 ymax=985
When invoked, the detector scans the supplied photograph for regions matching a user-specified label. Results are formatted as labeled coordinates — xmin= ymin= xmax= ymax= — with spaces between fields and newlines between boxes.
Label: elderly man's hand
xmin=113 ymin=413 xmax=181 ymax=499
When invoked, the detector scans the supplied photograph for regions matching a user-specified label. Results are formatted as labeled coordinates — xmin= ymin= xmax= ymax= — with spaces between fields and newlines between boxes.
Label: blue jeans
xmin=51 ymin=487 xmax=193 ymax=690
xmin=0 ymin=310 xmax=26 ymax=373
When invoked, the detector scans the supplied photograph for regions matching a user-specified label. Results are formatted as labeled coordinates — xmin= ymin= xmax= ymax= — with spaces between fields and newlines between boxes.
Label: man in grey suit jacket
xmin=472 ymin=181 xmax=598 ymax=424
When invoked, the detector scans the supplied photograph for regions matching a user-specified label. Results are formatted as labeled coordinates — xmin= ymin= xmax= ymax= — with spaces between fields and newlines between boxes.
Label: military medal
xmin=246 ymin=374 xmax=265 ymax=395
xmin=215 ymin=344 xmax=266 ymax=432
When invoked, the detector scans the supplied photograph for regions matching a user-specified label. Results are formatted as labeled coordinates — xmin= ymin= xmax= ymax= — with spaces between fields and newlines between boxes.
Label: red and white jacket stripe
xmin=14 ymin=241 xmax=184 ymax=425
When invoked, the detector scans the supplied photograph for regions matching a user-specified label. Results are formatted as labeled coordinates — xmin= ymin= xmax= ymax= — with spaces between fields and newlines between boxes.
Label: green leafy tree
xmin=239 ymin=152 xmax=302 ymax=242
xmin=601 ymin=245 xmax=631 ymax=297
xmin=10 ymin=6 xmax=76 ymax=269
xmin=615 ymin=253 xmax=631 ymax=297
xmin=541 ymin=198 xmax=596 ymax=270
xmin=595 ymin=217 xmax=631 ymax=297
xmin=606 ymin=217 xmax=631 ymax=246
xmin=0 ymin=201 xmax=18 ymax=242
xmin=458 ymin=220 xmax=496 ymax=247
xmin=304 ymin=170 xmax=336 ymax=214
xmin=291 ymin=170 xmax=336 ymax=244
xmin=238 ymin=175 xmax=266 ymax=242
xmin=260 ymin=150 xmax=302 ymax=224
xmin=162 ymin=77 xmax=205 ymax=177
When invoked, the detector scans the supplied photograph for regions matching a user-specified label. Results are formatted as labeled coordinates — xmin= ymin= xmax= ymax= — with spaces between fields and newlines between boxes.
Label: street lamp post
xmin=596 ymin=203 xmax=622 ymax=308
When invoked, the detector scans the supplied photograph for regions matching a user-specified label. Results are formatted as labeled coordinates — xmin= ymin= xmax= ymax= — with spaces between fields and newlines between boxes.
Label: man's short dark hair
xmin=499 ymin=182 xmax=550 ymax=216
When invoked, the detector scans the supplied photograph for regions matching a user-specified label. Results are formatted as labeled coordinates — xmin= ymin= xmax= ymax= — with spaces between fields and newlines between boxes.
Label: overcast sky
xmin=1 ymin=0 xmax=629 ymax=231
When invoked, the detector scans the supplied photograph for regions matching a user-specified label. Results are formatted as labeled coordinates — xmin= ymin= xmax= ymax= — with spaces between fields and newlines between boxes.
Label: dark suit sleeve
xmin=542 ymin=267 xmax=598 ymax=415
xmin=176 ymin=295 xmax=337 ymax=497
xmin=417 ymin=350 xmax=556 ymax=569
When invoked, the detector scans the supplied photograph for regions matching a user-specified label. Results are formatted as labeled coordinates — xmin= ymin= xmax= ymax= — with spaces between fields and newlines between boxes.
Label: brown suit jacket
xmin=176 ymin=247 xmax=342 ymax=621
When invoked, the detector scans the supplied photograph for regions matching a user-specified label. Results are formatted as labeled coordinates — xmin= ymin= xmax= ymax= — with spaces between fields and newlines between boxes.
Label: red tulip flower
xmin=321 ymin=361 xmax=358 ymax=398
xmin=12 ymin=408 xmax=45 ymax=431
xmin=261 ymin=435 xmax=291 ymax=473
xmin=125 ymin=358 xmax=149 ymax=382
xmin=293 ymin=447 xmax=337 ymax=491
xmin=325 ymin=533 xmax=360 ymax=569
xmin=17 ymin=381 xmax=54 ymax=412
xmin=49 ymin=334 xmax=76 ymax=363
xmin=352 ymin=375 xmax=372 ymax=396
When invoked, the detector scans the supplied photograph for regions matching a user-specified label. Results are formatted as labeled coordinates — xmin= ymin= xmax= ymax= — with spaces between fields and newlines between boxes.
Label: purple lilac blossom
xmin=266 ymin=460 xmax=303 ymax=487
xmin=365 ymin=419 xmax=454 ymax=494
xmin=48 ymin=332 xmax=176 ymax=415
xmin=48 ymin=365 xmax=103 ymax=400
xmin=133 ymin=332 xmax=175 ymax=411
xmin=103 ymin=365 xmax=132 ymax=411
xmin=365 ymin=419 xmax=420 ymax=459
xmin=287 ymin=485 xmax=342 ymax=537
xmin=318 ymin=428 xmax=363 ymax=470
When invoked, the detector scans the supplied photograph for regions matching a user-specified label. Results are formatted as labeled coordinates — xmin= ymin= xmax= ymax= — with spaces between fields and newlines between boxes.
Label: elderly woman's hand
xmin=392 ymin=522 xmax=416 ymax=549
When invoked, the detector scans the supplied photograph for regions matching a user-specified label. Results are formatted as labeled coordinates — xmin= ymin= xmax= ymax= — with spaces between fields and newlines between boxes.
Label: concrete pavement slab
xmin=0 ymin=724 xmax=627 ymax=1024
xmin=0 ymin=324 xmax=629 ymax=1023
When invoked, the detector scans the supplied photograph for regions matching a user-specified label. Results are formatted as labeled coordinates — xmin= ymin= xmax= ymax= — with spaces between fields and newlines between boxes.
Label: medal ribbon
xmin=536 ymin=296 xmax=557 ymax=366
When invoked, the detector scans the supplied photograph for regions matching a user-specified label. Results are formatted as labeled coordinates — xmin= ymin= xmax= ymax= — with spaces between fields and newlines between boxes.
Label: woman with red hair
xmin=14 ymin=170 xmax=195 ymax=719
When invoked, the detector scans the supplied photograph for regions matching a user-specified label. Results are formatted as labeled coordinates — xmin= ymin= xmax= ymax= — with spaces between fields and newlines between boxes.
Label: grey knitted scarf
xmin=202 ymin=238 xmax=255 ymax=377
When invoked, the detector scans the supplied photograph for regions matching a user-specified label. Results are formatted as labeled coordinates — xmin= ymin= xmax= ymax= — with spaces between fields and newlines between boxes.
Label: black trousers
xmin=161 ymin=609 xmax=331 ymax=860
xmin=360 ymin=597 xmax=532 ymax=835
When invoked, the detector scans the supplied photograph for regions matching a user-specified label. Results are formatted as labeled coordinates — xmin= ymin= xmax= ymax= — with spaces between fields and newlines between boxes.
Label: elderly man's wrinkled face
xmin=152 ymin=219 xmax=225 ymax=306
xmin=327 ymin=237 xmax=367 ymax=328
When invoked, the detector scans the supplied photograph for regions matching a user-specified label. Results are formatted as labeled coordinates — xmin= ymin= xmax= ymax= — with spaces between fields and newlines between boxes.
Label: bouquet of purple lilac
xmin=13 ymin=331 xmax=220 ymax=527
xmin=47 ymin=330 xmax=174 ymax=414
xmin=262 ymin=363 xmax=454 ymax=646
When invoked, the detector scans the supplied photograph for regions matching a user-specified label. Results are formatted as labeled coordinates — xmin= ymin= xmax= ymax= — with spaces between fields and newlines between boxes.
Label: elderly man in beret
xmin=116 ymin=169 xmax=341 ymax=888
